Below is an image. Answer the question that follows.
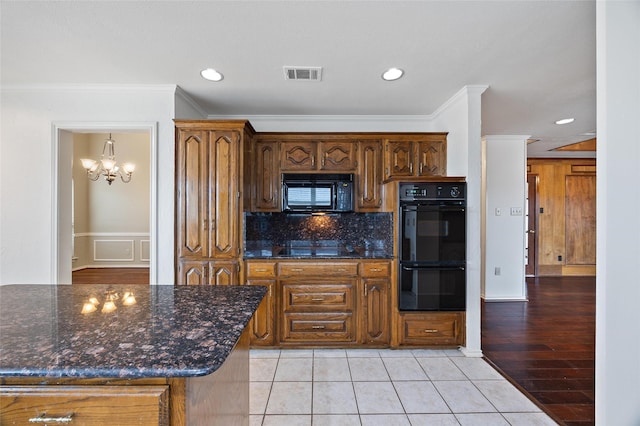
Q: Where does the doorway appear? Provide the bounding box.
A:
[54,123,157,285]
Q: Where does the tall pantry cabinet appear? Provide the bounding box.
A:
[175,120,255,285]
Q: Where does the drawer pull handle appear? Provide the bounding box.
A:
[370,268,382,272]
[29,413,74,423]
[424,329,439,333]
[312,325,326,329]
[291,268,303,272]
[311,298,324,302]
[255,268,267,272]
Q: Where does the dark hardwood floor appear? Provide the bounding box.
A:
[482,276,595,426]
[72,267,150,285]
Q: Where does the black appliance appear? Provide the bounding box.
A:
[282,173,354,213]
[398,182,466,311]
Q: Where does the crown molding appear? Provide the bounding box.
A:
[174,86,208,118]
[1,84,178,94]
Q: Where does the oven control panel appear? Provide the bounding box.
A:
[399,182,466,201]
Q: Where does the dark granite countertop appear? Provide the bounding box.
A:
[244,241,393,260]
[0,284,266,379]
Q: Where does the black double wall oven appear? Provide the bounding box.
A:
[398,182,466,311]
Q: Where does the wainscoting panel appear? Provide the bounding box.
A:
[74,233,149,269]
[94,239,135,262]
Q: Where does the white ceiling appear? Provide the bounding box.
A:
[0,1,596,158]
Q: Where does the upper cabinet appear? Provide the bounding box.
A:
[383,134,447,181]
[280,140,357,171]
[244,132,448,213]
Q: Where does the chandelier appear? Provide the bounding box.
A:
[80,134,135,185]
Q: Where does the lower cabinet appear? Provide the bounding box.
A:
[177,260,239,286]
[396,312,465,347]
[1,328,251,426]
[244,260,392,347]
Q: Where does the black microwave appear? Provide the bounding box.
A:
[282,173,354,213]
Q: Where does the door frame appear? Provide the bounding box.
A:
[526,173,539,276]
[52,122,158,284]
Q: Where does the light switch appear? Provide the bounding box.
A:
[495,208,502,216]
[510,207,523,216]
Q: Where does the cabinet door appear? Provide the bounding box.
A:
[384,141,414,180]
[280,141,317,171]
[362,278,390,345]
[210,130,241,258]
[357,140,383,211]
[416,139,446,176]
[176,130,209,258]
[246,279,275,346]
[319,141,357,171]
[208,261,240,286]
[254,141,280,211]
[397,312,464,346]
[177,260,209,285]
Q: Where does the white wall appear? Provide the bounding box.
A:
[483,135,528,301]
[596,1,640,424]
[0,85,176,285]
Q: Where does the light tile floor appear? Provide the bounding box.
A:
[250,348,558,426]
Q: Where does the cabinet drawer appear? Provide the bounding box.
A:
[282,313,355,342]
[360,262,391,277]
[0,385,170,426]
[283,284,354,312]
[278,262,358,277]
[398,312,464,346]
[246,262,277,278]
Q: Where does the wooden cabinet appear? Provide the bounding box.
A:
[279,261,357,345]
[177,260,239,286]
[280,140,357,171]
[357,140,384,211]
[0,385,170,425]
[360,262,391,345]
[244,260,394,347]
[1,329,251,426]
[383,135,447,181]
[175,120,255,285]
[245,261,277,346]
[396,312,465,347]
[253,140,280,211]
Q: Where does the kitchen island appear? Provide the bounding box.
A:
[0,284,266,425]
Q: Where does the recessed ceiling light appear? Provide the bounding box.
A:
[200,68,224,82]
[382,68,404,81]
[555,118,575,125]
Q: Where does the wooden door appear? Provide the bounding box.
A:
[416,140,446,176]
[384,141,413,180]
[247,279,276,346]
[357,140,383,211]
[208,261,239,286]
[210,131,240,258]
[177,260,208,285]
[526,174,539,276]
[176,130,209,258]
[362,278,390,344]
[254,140,280,211]
[319,141,357,171]
[565,175,596,265]
[280,141,317,171]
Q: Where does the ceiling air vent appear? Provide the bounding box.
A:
[284,66,323,81]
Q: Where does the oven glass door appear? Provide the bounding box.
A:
[399,265,466,311]
[400,204,466,263]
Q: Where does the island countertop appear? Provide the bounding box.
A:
[0,284,266,380]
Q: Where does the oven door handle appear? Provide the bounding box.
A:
[401,265,465,271]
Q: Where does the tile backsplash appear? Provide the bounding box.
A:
[244,212,393,254]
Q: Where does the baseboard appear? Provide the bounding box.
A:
[73,265,150,271]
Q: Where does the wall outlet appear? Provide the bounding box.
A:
[494,267,501,276]
[510,207,523,216]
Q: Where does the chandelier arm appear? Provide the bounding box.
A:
[118,169,133,183]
